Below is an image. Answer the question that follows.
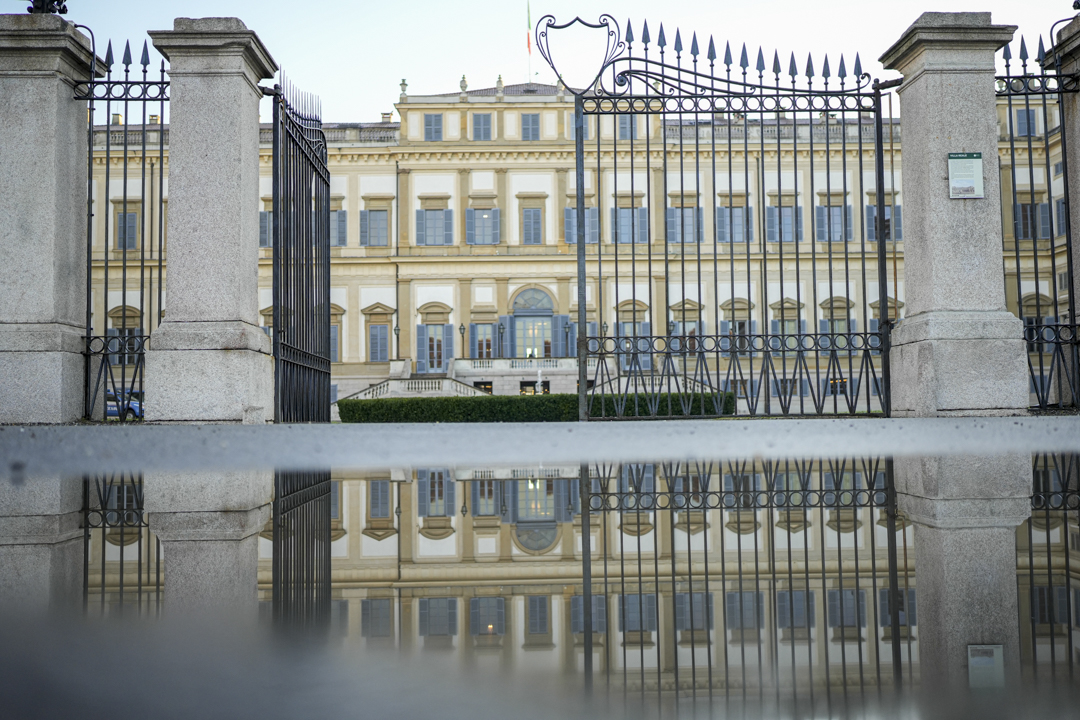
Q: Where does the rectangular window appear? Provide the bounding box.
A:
[527,596,549,634]
[361,598,393,637]
[473,479,497,515]
[466,208,500,245]
[330,210,348,246]
[1015,108,1036,137]
[360,209,389,247]
[815,205,853,243]
[766,206,803,243]
[370,479,391,519]
[369,324,389,362]
[419,597,457,636]
[472,323,495,359]
[419,468,452,517]
[470,597,505,635]
[522,207,543,245]
[776,590,816,628]
[116,211,138,250]
[473,113,492,141]
[521,113,540,141]
[865,204,903,242]
[517,477,555,519]
[1031,586,1068,625]
[619,593,658,632]
[618,114,637,140]
[571,594,607,633]
[675,592,714,631]
[1054,161,1063,176]
[826,589,867,628]
[1060,271,1071,294]
[667,207,702,243]
[519,380,551,395]
[416,208,453,245]
[717,206,754,243]
[1056,198,1067,237]
[726,592,765,629]
[330,324,340,363]
[424,113,443,141]
[1015,203,1051,240]
[473,381,492,394]
[564,207,599,243]
[878,588,917,627]
[613,207,648,243]
[516,316,552,358]
[724,473,760,508]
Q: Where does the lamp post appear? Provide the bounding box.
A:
[393,325,400,361]
[459,323,466,359]
[563,323,571,360]
[498,322,505,359]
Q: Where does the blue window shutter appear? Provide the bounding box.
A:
[815,206,826,242]
[337,210,348,246]
[746,207,754,242]
[610,207,618,243]
[465,208,475,244]
[893,205,902,240]
[416,325,428,373]
[470,480,480,515]
[565,207,576,243]
[127,213,137,249]
[675,593,688,630]
[571,596,583,633]
[442,324,453,371]
[635,207,647,243]
[777,591,791,628]
[869,318,880,355]
[552,315,566,357]
[795,207,804,241]
[858,590,867,627]
[498,315,513,358]
[717,206,730,243]
[696,207,704,243]
[720,320,730,357]
[645,594,657,631]
[554,479,570,522]
[866,205,876,241]
[827,590,840,628]
[800,378,810,397]
[595,595,607,633]
[588,207,599,243]
[415,209,425,245]
[1016,109,1029,136]
[330,324,339,363]
[765,207,777,242]
[666,208,676,243]
[259,211,270,248]
[444,472,455,514]
[379,326,389,362]
[492,208,501,244]
[359,210,369,246]
[639,322,652,370]
[500,480,517,523]
[879,589,889,627]
[819,319,832,351]
[469,323,478,359]
[448,598,458,635]
[845,205,853,242]
[418,598,430,635]
[907,589,917,626]
[443,209,453,245]
[470,598,480,635]
[1039,203,1051,240]
[770,319,779,336]
[417,469,429,517]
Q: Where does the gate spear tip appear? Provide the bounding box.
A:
[789,53,798,79]
[657,24,666,49]
[1019,36,1029,62]
[122,40,132,68]
[104,40,113,70]
[822,55,830,80]
[641,20,650,46]
[140,41,150,69]
[724,41,732,67]
[772,51,781,77]
[625,19,634,45]
[1037,36,1046,64]
[1002,41,1012,61]
[707,37,716,63]
[691,33,699,59]
[805,53,814,79]
[853,54,862,78]
[756,47,765,74]
[674,29,682,55]
[838,55,847,80]
[739,44,749,70]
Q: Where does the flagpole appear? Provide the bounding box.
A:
[527,1,532,83]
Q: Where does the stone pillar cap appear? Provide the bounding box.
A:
[149,16,276,80]
[880,11,1016,70]
[0,13,101,79]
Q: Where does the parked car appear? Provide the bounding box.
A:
[106,389,143,420]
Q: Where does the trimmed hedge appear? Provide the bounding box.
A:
[337,392,735,423]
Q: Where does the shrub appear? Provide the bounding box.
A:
[337,392,735,423]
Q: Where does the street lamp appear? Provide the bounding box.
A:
[563,323,571,359]
[498,322,505,358]
[459,323,466,359]
[601,321,609,336]
[393,325,400,361]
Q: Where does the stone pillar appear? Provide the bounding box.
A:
[145,18,276,423]
[893,455,1030,689]
[0,476,82,613]
[880,13,1026,416]
[0,15,96,423]
[143,470,272,615]
[398,278,413,363]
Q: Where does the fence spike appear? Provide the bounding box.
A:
[691,32,699,58]
[838,55,847,79]
[707,36,716,62]
[772,50,781,76]
[789,53,798,78]
[724,41,732,67]
[657,24,666,49]
[1019,36,1028,62]
[122,40,132,68]
[140,40,149,69]
[625,18,634,45]
[642,20,650,46]
[756,47,765,73]
[805,53,814,79]
[1037,36,1046,64]
[854,53,862,77]
[822,54,831,79]
[674,29,683,55]
[1002,41,1012,61]
[104,40,113,70]
[740,43,749,70]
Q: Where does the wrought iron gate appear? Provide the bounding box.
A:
[537,16,897,420]
[997,32,1079,410]
[267,81,332,624]
[75,34,168,422]
[576,458,912,697]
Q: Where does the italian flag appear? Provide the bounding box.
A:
[527,2,532,55]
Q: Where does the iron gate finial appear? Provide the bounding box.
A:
[28,0,67,13]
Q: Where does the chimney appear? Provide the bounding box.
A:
[149,114,160,125]
[111,113,123,125]
[381,112,393,123]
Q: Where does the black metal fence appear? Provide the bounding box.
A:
[74,35,168,423]
[575,457,913,697]
[537,17,896,420]
[1021,452,1080,673]
[269,81,332,423]
[82,473,161,616]
[997,34,1079,410]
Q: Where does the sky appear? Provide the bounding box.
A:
[54,0,1074,123]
